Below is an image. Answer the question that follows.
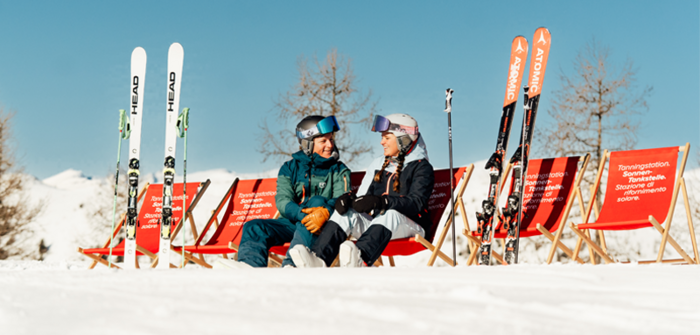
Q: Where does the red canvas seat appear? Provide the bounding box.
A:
[172,178,280,268]
[570,144,699,264]
[78,181,209,269]
[465,156,589,265]
[379,166,473,266]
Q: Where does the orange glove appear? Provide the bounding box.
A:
[301,207,330,234]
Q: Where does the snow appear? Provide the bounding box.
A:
[13,162,698,264]
[1,261,699,334]
[2,164,700,334]
[11,167,278,262]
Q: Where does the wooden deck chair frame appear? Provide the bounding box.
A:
[341,165,474,268]
[569,143,699,264]
[173,179,239,268]
[462,155,591,265]
[411,164,474,267]
[151,180,211,268]
[78,183,150,269]
[174,178,293,269]
[536,154,590,264]
[78,180,210,269]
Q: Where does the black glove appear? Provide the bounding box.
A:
[352,195,388,214]
[334,192,357,215]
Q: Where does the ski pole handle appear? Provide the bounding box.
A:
[119,109,127,131]
[182,107,189,129]
[176,108,190,137]
[119,109,131,140]
[444,89,454,113]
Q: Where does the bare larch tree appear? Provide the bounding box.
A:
[537,39,653,188]
[0,109,42,259]
[259,49,377,166]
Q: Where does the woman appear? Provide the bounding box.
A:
[214,115,351,269]
[290,113,434,267]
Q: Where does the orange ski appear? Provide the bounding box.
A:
[501,27,552,265]
[527,27,551,99]
[476,35,529,266]
[503,36,529,108]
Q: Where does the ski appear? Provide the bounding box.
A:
[475,36,528,266]
[502,27,552,264]
[157,43,184,269]
[124,47,146,269]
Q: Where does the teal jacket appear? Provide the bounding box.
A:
[276,151,351,222]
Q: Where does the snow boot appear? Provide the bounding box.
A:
[339,241,365,267]
[289,245,326,268]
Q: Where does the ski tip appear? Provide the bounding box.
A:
[511,35,528,55]
[533,27,551,43]
[169,42,184,54]
[131,47,146,59]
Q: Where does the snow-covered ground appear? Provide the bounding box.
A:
[1,261,699,335]
[2,163,700,334]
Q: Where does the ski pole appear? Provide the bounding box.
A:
[109,109,130,268]
[514,87,531,264]
[444,89,456,266]
[176,107,190,268]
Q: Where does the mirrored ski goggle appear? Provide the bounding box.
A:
[371,115,419,135]
[296,115,340,140]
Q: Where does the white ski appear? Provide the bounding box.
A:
[124,47,147,269]
[157,43,184,269]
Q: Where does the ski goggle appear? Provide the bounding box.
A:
[371,115,419,135]
[296,115,340,140]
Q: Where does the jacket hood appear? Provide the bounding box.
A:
[402,134,429,165]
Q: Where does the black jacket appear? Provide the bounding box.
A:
[364,145,435,234]
[358,136,435,238]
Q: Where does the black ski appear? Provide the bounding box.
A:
[501,27,551,264]
[475,36,529,265]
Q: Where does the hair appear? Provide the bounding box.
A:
[373,153,406,193]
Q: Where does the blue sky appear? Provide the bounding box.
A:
[0,1,697,179]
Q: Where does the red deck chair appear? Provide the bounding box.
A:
[379,165,474,267]
[78,181,208,269]
[270,164,474,266]
[464,155,590,265]
[179,166,475,268]
[266,165,474,267]
[172,178,280,268]
[569,144,699,264]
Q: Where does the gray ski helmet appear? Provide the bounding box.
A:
[296,115,340,156]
